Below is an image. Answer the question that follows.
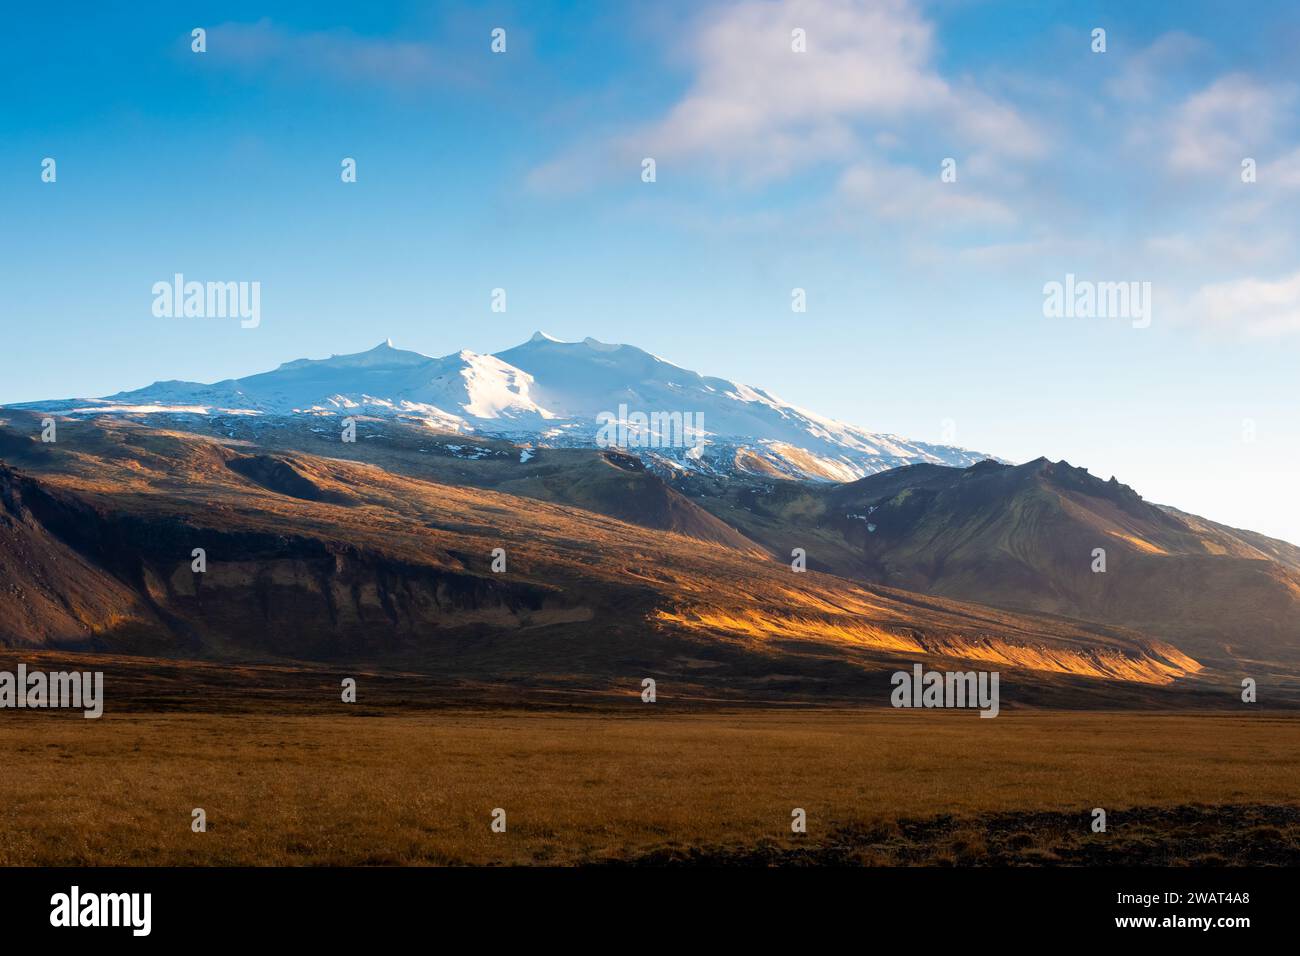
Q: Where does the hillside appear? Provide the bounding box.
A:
[682,457,1300,669]
[0,412,1215,704]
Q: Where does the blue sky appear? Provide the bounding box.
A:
[3,1,1299,542]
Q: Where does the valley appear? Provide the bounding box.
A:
[2,687,1295,866]
[0,410,1249,707]
[3,335,1297,871]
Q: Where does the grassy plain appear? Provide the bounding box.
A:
[3,706,1297,866]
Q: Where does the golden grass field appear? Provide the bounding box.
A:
[3,708,1298,866]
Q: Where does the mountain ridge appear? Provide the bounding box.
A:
[0,415,1215,703]
[6,333,996,483]
[676,454,1300,666]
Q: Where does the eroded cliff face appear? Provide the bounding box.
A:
[0,464,157,646]
[0,464,589,657]
[0,416,1214,702]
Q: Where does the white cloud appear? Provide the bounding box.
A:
[641,0,945,173]
[1260,146,1300,189]
[1167,74,1296,174]
[1105,31,1207,102]
[1189,270,1300,337]
[838,160,1014,225]
[531,0,1043,189]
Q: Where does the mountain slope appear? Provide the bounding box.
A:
[99,341,553,430]
[7,334,993,482]
[684,457,1300,667]
[0,463,165,646]
[0,414,1211,703]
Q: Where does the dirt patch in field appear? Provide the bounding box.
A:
[611,804,1300,866]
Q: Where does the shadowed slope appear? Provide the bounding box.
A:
[685,457,1300,667]
[0,413,1210,701]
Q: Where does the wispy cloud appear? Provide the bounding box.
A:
[524,1,1300,345]
[529,0,1043,190]
[206,19,481,91]
[1260,146,1300,189]
[1189,271,1300,338]
[838,160,1015,226]
[1104,31,1208,102]
[1166,74,1296,174]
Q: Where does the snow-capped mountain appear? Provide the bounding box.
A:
[10,333,997,481]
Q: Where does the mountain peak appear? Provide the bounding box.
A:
[517,332,626,354]
[274,339,433,372]
[16,333,998,483]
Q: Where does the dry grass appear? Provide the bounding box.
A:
[1,709,1297,865]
